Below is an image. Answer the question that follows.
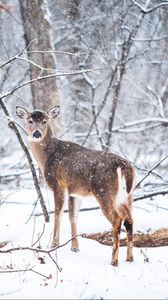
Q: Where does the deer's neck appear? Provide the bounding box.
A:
[29,126,53,175]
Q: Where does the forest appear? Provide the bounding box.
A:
[0,0,168,299]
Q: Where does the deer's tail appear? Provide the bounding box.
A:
[116,167,135,223]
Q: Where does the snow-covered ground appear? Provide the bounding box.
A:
[0,188,168,299]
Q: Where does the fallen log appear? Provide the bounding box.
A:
[82,228,168,247]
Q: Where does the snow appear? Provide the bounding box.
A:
[0,188,168,299]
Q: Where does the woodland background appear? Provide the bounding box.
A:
[0,1,168,299]
[1,0,168,163]
[0,0,168,227]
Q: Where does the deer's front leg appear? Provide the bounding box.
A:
[52,186,65,247]
[68,196,80,252]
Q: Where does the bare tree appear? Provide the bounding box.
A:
[52,0,94,145]
[51,1,168,153]
[1,0,168,200]
[19,0,61,132]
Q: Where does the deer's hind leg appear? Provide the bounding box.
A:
[111,213,122,266]
[99,204,122,266]
[95,193,122,266]
[124,194,134,262]
[68,196,80,252]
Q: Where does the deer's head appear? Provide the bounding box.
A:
[16,105,60,142]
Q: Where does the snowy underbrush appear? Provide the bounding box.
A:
[0,188,168,299]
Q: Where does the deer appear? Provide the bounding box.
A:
[16,105,136,266]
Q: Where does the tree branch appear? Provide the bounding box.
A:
[82,67,116,146]
[0,266,51,280]
[136,154,168,187]
[111,117,168,133]
[0,235,80,272]
[34,185,168,216]
[0,67,106,101]
[131,0,168,13]
[0,245,61,272]
[0,99,49,223]
[134,187,168,201]
[0,2,22,25]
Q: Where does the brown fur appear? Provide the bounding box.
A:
[16,105,136,266]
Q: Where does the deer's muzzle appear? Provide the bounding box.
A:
[33,130,42,139]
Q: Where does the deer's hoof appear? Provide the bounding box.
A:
[126,257,134,262]
[51,241,59,248]
[111,260,118,267]
[71,247,80,252]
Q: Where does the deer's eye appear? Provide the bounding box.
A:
[42,120,47,125]
[28,119,33,124]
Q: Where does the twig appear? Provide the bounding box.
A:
[0,2,22,25]
[82,73,104,148]
[26,50,78,56]
[25,197,39,224]
[0,266,51,280]
[111,117,168,132]
[146,202,168,211]
[0,49,24,69]
[0,267,33,274]
[0,49,80,70]
[31,268,51,280]
[134,187,168,201]
[55,234,79,250]
[34,206,100,217]
[131,0,168,13]
[82,67,116,146]
[0,37,10,60]
[31,223,46,247]
[136,154,168,187]
[140,249,149,263]
[0,169,36,180]
[0,245,61,272]
[0,192,15,205]
[0,235,80,272]
[0,67,106,101]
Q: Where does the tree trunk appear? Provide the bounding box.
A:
[61,0,93,145]
[19,0,61,131]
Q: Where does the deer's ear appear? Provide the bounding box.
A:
[47,105,60,119]
[15,106,29,119]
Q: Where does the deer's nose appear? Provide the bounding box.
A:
[33,130,42,139]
